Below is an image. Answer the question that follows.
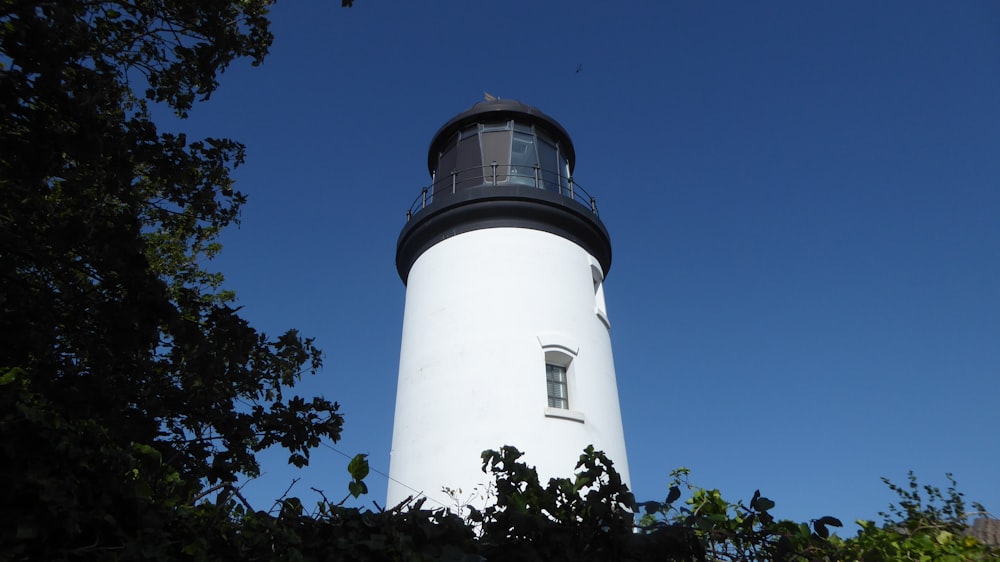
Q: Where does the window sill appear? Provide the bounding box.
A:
[544,407,585,423]
[596,307,611,329]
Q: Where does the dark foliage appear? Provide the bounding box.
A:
[470,446,704,562]
[1,1,347,557]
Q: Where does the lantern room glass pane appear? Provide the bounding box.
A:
[434,138,458,195]
[509,132,537,186]
[455,134,483,189]
[513,122,533,133]
[536,137,559,192]
[481,121,510,132]
[480,130,511,183]
[559,152,571,195]
[460,125,479,139]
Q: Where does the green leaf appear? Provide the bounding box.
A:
[813,516,841,539]
[666,485,681,504]
[348,453,370,480]
[0,367,24,385]
[750,490,774,511]
[816,515,843,528]
[348,480,368,499]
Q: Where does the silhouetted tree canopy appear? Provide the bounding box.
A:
[1,1,346,556]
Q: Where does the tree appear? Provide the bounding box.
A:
[1,1,351,557]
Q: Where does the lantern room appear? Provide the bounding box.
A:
[427,98,576,196]
[397,99,611,283]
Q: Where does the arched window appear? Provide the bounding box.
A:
[537,335,585,423]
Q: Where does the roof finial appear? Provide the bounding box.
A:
[483,91,498,101]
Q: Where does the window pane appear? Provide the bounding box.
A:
[460,125,479,139]
[510,132,537,186]
[434,140,458,195]
[546,363,568,409]
[481,121,510,132]
[480,130,511,183]
[455,134,483,189]
[536,137,559,192]
[559,151,571,195]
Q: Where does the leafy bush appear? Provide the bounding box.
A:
[636,466,995,562]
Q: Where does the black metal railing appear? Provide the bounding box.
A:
[405,164,599,221]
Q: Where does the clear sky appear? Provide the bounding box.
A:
[168,1,999,526]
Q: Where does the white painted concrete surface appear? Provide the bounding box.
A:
[387,227,630,510]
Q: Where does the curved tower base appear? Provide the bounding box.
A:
[387,227,629,509]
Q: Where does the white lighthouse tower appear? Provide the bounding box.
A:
[387,99,630,509]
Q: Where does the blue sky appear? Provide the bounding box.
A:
[170,1,999,525]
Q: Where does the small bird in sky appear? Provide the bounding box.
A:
[575,64,583,74]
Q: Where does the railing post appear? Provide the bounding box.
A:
[590,196,597,213]
[406,209,412,221]
[491,161,497,186]
[533,165,539,189]
[421,187,427,209]
[451,169,456,194]
[568,177,575,200]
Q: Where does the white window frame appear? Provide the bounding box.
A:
[545,360,570,409]
[537,335,585,423]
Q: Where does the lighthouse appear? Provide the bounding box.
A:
[387,99,630,509]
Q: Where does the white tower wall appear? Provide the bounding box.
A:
[387,227,630,509]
